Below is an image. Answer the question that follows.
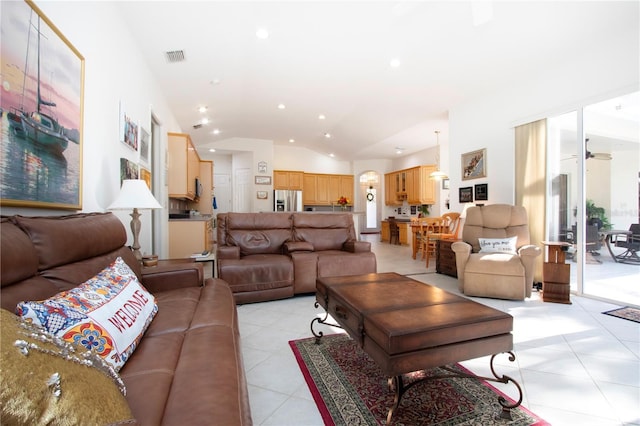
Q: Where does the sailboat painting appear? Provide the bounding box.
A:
[1,0,84,209]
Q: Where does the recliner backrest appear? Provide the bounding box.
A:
[462,204,531,253]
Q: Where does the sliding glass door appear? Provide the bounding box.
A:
[548,91,640,306]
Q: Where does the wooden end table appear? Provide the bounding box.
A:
[541,241,572,304]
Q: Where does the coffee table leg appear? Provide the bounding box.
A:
[310,300,342,344]
[384,352,523,422]
[387,376,406,424]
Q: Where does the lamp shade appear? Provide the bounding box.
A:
[429,170,449,180]
[107,179,162,210]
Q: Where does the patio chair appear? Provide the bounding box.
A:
[612,224,640,264]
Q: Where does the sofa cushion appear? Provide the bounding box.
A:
[478,236,518,254]
[226,213,292,255]
[0,309,133,425]
[292,213,354,250]
[17,257,157,372]
[465,253,525,276]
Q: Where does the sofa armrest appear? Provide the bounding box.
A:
[217,246,240,260]
[141,261,204,293]
[518,244,542,258]
[285,241,314,253]
[343,241,371,253]
[451,241,472,291]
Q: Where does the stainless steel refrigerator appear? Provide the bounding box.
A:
[274,190,303,212]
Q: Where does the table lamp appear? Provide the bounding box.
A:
[108,179,162,261]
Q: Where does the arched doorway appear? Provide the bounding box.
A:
[359,171,381,234]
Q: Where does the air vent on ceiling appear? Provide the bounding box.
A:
[165,50,185,63]
[192,123,203,130]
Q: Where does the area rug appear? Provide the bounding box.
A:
[290,334,548,426]
[603,306,640,323]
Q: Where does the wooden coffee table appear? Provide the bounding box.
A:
[311,272,523,422]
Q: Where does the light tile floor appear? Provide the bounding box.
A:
[236,235,640,426]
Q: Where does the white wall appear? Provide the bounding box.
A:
[2,1,182,259]
[274,145,352,174]
[448,27,639,218]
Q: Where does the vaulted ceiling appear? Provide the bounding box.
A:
[116,1,638,160]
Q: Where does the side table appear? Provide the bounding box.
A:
[541,241,572,304]
[436,238,460,277]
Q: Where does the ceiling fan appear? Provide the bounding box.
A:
[562,138,613,161]
[584,138,612,160]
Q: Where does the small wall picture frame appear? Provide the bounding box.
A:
[256,190,268,199]
[442,178,450,190]
[258,161,267,174]
[474,183,488,201]
[461,148,487,180]
[459,186,473,203]
[255,175,272,185]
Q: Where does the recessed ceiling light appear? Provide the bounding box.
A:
[390,58,401,68]
[278,103,286,110]
[329,153,335,158]
[318,114,326,120]
[212,129,220,135]
[201,118,210,125]
[209,148,216,153]
[324,132,331,138]
[210,79,221,85]
[289,139,295,143]
[198,106,208,113]
[256,28,269,39]
[395,147,404,154]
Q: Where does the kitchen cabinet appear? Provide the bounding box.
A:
[168,132,201,200]
[195,161,213,215]
[274,170,303,190]
[380,220,409,244]
[385,165,437,206]
[168,220,211,259]
[303,173,353,205]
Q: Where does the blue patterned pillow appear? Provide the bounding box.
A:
[17,257,158,371]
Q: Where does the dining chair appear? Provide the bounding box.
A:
[388,217,401,245]
[419,217,443,267]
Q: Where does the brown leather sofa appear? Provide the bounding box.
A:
[0,213,252,425]
[216,212,377,304]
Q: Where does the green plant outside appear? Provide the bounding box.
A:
[586,199,612,230]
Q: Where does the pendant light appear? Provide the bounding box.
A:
[429,130,448,180]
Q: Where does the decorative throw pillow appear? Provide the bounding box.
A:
[17,256,158,372]
[478,236,518,254]
[0,309,135,425]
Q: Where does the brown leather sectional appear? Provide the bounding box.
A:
[0,213,252,425]
[216,212,377,304]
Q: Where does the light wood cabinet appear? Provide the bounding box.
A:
[169,220,210,258]
[196,161,213,215]
[303,174,317,205]
[385,165,437,206]
[380,220,409,244]
[303,173,354,205]
[274,170,304,190]
[168,132,201,200]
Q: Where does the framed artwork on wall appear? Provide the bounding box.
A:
[474,183,488,201]
[258,161,267,174]
[255,176,271,185]
[442,178,450,190]
[256,190,268,199]
[0,0,84,210]
[459,186,473,203]
[461,148,487,180]
[140,127,150,165]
